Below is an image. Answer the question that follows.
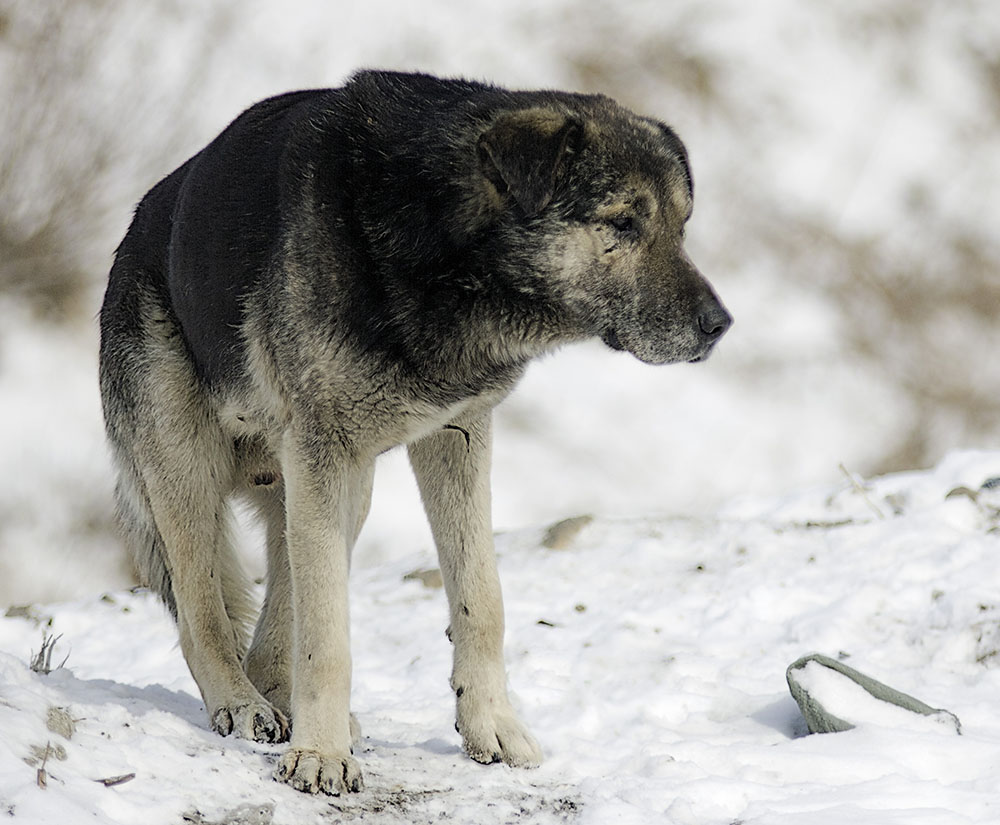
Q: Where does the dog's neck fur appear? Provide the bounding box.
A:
[290,76,590,402]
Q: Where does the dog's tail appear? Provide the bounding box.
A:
[111,449,256,658]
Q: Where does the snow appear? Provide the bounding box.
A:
[2,452,999,824]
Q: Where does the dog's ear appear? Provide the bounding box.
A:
[477,109,583,216]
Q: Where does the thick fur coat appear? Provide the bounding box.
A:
[99,70,730,795]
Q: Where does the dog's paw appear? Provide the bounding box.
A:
[274,747,363,795]
[211,701,290,744]
[457,703,543,768]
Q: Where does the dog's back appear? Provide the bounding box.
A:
[104,90,326,386]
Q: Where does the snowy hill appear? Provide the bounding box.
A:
[2,451,999,824]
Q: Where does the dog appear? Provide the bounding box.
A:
[99,69,731,795]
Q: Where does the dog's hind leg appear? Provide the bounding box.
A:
[244,482,294,720]
[409,412,543,768]
[141,436,289,744]
[108,320,289,744]
[114,455,253,655]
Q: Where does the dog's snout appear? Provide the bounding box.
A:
[698,304,732,341]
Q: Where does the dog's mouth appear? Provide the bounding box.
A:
[687,347,714,364]
[686,340,721,364]
[600,328,721,364]
[601,327,625,352]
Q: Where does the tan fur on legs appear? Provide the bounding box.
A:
[271,420,373,794]
[245,465,371,747]
[409,411,542,767]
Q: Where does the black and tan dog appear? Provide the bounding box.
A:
[99,70,730,795]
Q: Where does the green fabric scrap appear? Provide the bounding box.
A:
[786,653,961,735]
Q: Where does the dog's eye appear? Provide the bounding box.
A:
[607,215,636,235]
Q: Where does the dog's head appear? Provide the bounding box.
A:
[477,98,731,365]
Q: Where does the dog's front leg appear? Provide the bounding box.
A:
[273,425,369,795]
[409,412,542,768]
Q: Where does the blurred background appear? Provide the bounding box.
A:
[1,0,998,606]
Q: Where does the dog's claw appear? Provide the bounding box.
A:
[211,702,289,744]
[211,708,234,737]
[275,748,363,796]
[457,699,542,768]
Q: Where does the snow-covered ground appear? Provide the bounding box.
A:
[2,451,999,824]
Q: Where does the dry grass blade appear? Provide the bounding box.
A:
[30,633,67,675]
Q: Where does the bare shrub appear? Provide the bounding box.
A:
[0,0,241,321]
[0,1,124,319]
[29,633,67,675]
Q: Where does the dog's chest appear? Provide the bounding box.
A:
[220,380,502,462]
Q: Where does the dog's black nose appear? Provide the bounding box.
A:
[698,305,732,341]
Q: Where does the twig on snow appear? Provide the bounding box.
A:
[96,773,136,787]
[36,742,52,789]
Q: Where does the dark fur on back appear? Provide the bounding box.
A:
[108,72,704,395]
